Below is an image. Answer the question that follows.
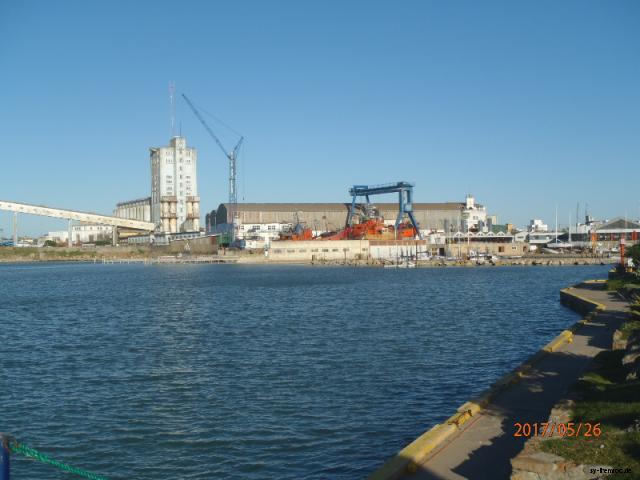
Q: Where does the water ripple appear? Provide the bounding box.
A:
[0,263,608,479]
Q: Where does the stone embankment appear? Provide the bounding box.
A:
[0,246,617,268]
[0,246,230,263]
[0,246,160,263]
[322,257,610,268]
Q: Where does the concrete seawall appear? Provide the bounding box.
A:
[368,282,608,480]
[559,280,607,315]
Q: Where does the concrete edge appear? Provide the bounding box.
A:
[367,283,606,480]
[559,286,607,313]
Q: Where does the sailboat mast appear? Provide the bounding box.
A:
[555,206,558,244]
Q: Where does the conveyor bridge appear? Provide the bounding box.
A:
[0,200,155,245]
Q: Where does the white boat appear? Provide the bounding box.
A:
[384,261,416,268]
[546,242,572,249]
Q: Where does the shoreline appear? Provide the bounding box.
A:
[0,258,614,267]
[0,248,616,268]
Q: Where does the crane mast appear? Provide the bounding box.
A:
[181,94,243,207]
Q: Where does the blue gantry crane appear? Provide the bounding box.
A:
[346,181,423,239]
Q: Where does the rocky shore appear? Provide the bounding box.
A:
[0,246,618,268]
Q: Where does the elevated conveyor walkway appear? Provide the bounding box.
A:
[0,200,154,231]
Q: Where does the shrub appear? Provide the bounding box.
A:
[627,244,640,270]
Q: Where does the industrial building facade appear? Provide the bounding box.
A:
[115,136,201,235]
[113,197,151,222]
[41,224,113,245]
[265,239,529,263]
[150,136,200,233]
[211,198,486,234]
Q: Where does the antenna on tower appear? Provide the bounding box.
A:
[584,202,592,225]
[169,81,176,137]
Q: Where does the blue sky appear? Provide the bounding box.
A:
[1,0,639,236]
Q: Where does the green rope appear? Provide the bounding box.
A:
[9,440,109,480]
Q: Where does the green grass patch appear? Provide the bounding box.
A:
[0,247,40,256]
[608,278,626,291]
[540,350,640,476]
[542,433,640,480]
[620,321,640,341]
[608,275,640,292]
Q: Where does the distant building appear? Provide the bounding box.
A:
[40,224,113,245]
[550,217,640,248]
[491,223,515,234]
[113,197,151,222]
[461,195,487,232]
[589,217,640,242]
[150,136,200,233]
[527,231,561,246]
[515,217,640,250]
[529,219,549,232]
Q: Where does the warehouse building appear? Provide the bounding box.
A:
[210,196,488,235]
[265,239,527,263]
[113,197,151,222]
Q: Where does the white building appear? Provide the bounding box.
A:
[150,136,200,233]
[237,222,292,238]
[529,219,549,232]
[461,195,488,232]
[41,224,113,245]
[236,222,294,249]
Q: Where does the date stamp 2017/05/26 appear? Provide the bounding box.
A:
[513,422,602,438]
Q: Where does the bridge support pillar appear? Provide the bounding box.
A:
[68,219,73,248]
[112,227,118,246]
[12,213,17,246]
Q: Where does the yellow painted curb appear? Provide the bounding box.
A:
[446,410,473,428]
[368,423,458,480]
[543,330,573,352]
[560,287,607,312]
[457,401,483,416]
[567,319,588,333]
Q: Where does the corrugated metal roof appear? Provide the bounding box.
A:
[217,202,465,212]
[219,203,350,212]
[597,217,640,230]
[116,197,151,207]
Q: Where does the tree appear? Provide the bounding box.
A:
[43,240,57,247]
[627,244,640,270]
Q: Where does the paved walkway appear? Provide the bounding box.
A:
[404,283,629,480]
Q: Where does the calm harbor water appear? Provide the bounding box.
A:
[1,263,609,479]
